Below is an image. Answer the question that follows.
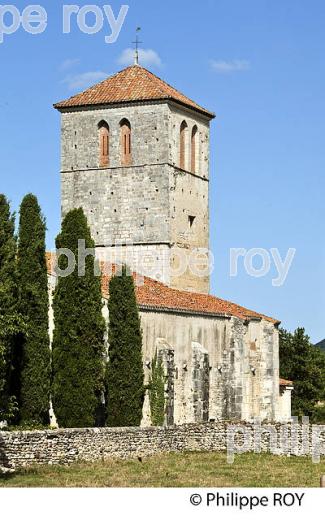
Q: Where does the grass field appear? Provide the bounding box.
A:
[1,452,324,487]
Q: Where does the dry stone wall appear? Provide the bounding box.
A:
[1,423,324,469]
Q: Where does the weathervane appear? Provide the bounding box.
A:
[132,27,142,66]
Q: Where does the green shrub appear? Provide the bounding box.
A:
[149,352,165,426]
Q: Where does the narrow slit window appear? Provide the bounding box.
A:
[98,121,109,167]
[188,215,196,228]
[120,118,132,166]
[191,125,198,173]
[180,120,188,169]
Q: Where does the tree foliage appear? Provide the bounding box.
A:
[52,208,106,428]
[149,351,165,426]
[0,195,21,422]
[16,194,51,425]
[279,327,325,420]
[106,267,144,427]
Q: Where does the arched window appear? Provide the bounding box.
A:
[98,121,109,167]
[120,119,132,166]
[191,125,198,173]
[180,120,188,170]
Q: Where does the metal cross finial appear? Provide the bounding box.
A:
[132,27,142,65]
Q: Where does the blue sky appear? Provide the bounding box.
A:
[0,0,324,342]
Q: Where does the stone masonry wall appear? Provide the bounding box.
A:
[1,423,324,469]
[59,101,211,293]
[60,102,170,171]
[140,310,283,424]
[61,163,171,245]
[169,168,209,293]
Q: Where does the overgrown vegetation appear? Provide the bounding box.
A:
[52,208,106,428]
[279,327,325,421]
[149,352,165,426]
[106,266,144,427]
[15,194,51,425]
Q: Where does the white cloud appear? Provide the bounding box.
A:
[117,48,162,67]
[210,59,250,73]
[59,58,80,71]
[62,71,108,91]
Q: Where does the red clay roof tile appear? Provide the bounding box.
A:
[46,253,279,325]
[54,65,215,118]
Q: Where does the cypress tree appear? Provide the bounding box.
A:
[106,266,144,426]
[16,194,51,425]
[52,208,106,428]
[0,195,20,422]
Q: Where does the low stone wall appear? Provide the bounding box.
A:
[0,422,324,468]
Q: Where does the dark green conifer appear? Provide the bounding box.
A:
[106,266,144,426]
[0,195,20,422]
[16,194,51,425]
[52,208,106,428]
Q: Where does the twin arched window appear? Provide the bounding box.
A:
[98,118,197,170]
[98,118,132,167]
[180,121,198,173]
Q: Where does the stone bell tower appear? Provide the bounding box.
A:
[54,65,215,294]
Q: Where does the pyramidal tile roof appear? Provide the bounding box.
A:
[54,65,215,118]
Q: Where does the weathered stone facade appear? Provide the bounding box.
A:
[59,100,210,293]
[1,422,324,469]
[137,308,282,424]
